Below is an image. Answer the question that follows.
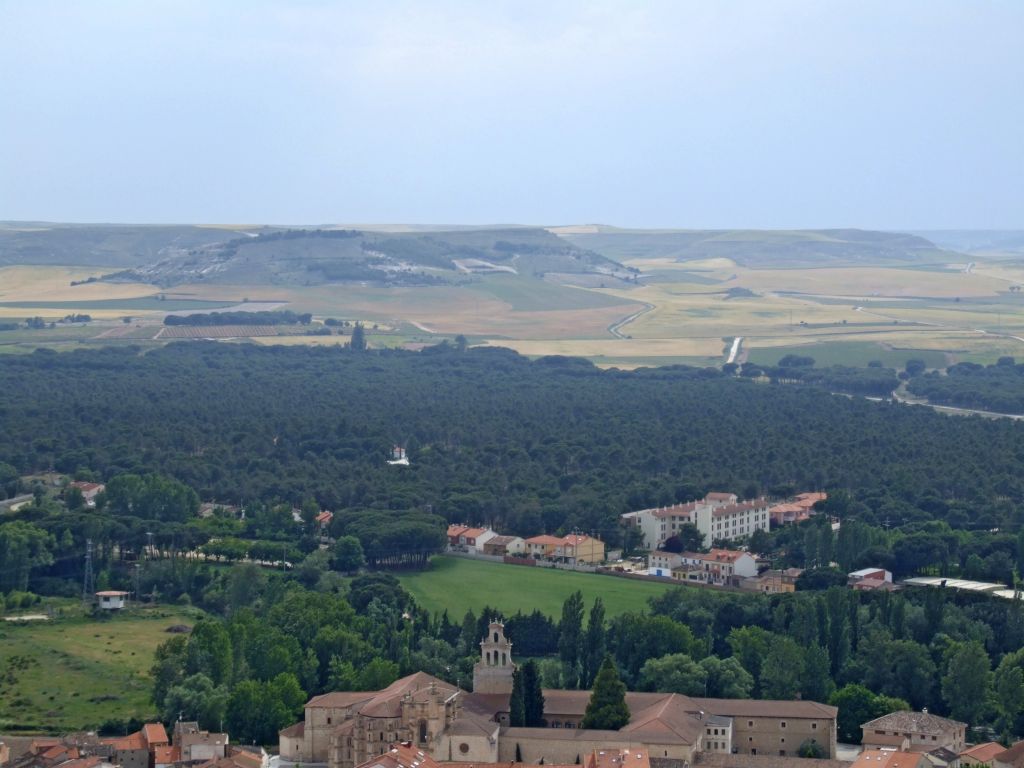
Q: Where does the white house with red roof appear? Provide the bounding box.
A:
[69,481,105,508]
[671,549,757,585]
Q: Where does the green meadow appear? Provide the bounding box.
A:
[397,555,676,620]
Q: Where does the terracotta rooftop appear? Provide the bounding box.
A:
[995,741,1024,768]
[705,493,737,502]
[711,500,767,518]
[689,696,837,719]
[143,724,168,746]
[103,732,146,751]
[485,535,521,546]
[851,750,926,768]
[305,690,376,708]
[863,711,966,735]
[960,743,1005,763]
[525,535,564,545]
[153,747,180,765]
[562,534,595,546]
[357,743,441,768]
[589,748,650,768]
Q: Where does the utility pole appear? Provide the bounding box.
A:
[134,563,141,607]
[82,538,95,603]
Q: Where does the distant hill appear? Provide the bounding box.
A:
[0,222,273,268]
[0,223,629,288]
[100,227,629,288]
[559,228,958,267]
[912,230,1024,258]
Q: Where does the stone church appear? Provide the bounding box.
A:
[279,622,838,768]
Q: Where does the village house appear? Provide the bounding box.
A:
[68,481,105,508]
[173,721,229,763]
[482,536,526,557]
[95,590,129,610]
[862,712,967,754]
[992,742,1024,768]
[194,746,266,768]
[446,526,498,554]
[768,492,827,526]
[523,535,564,559]
[849,568,896,592]
[556,535,605,565]
[447,525,469,547]
[960,743,1006,767]
[671,550,758,586]
[648,550,684,576]
[12,723,173,768]
[280,623,838,768]
[740,568,803,594]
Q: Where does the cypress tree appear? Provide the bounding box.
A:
[509,667,526,727]
[350,322,367,351]
[523,659,545,727]
[581,655,630,730]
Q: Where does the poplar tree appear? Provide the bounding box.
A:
[581,597,606,688]
[559,591,584,688]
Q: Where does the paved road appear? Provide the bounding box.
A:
[608,302,654,338]
[726,336,743,364]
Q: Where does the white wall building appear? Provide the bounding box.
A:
[695,498,770,547]
[622,494,770,550]
[96,590,129,610]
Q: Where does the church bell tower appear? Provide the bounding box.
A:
[472,621,516,694]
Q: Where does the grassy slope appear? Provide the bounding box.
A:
[397,556,674,620]
[0,604,201,732]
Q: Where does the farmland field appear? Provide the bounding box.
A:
[157,325,281,338]
[397,555,675,620]
[0,604,201,732]
[3,233,1024,367]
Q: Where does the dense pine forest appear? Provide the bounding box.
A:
[2,342,1024,538]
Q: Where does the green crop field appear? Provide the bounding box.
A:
[746,341,950,369]
[0,604,202,733]
[397,556,676,620]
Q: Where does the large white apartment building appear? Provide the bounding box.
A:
[621,493,770,549]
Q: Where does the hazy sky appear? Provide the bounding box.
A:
[1,1,1021,228]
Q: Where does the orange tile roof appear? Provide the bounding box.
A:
[154,746,181,765]
[851,750,925,768]
[960,743,1005,764]
[144,723,169,746]
[589,748,651,768]
[525,535,563,545]
[104,731,147,751]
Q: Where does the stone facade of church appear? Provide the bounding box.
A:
[279,622,837,768]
